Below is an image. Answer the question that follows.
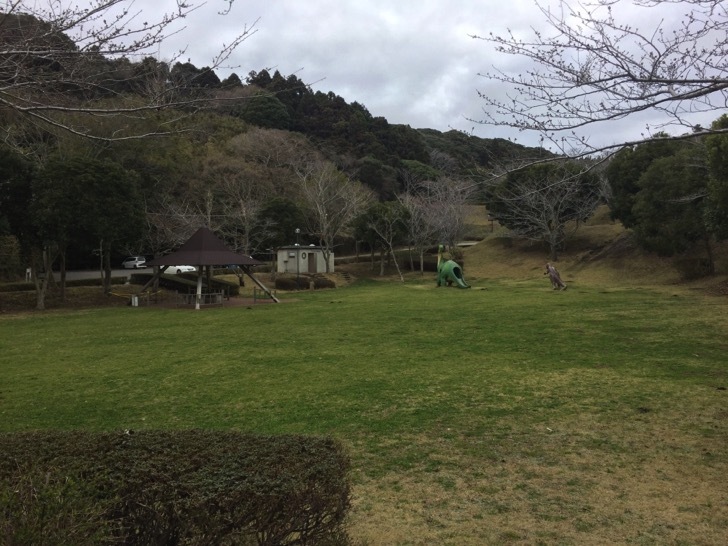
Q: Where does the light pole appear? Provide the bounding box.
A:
[295,228,300,290]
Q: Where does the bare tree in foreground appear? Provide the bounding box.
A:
[473,0,728,157]
[0,0,256,149]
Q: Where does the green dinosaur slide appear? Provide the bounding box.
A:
[436,245,470,288]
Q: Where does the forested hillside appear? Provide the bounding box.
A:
[228,68,552,197]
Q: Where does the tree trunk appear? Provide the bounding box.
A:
[59,251,67,303]
[103,249,112,295]
[33,247,53,311]
[321,247,332,273]
[387,244,405,282]
[548,230,559,261]
[704,235,715,275]
[35,277,48,311]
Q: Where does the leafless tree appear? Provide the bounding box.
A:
[365,202,408,281]
[0,0,256,152]
[145,149,277,257]
[144,196,206,257]
[295,160,374,272]
[429,149,459,175]
[216,167,273,256]
[398,191,439,274]
[420,178,477,249]
[485,162,605,260]
[224,128,314,197]
[397,178,475,273]
[473,0,728,157]
[230,127,312,170]
[398,167,439,273]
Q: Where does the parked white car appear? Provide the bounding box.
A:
[164,265,196,275]
[122,256,146,269]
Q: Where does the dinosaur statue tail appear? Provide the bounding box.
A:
[449,264,470,288]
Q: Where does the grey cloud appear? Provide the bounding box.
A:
[143,0,721,150]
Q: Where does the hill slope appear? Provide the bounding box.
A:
[459,206,728,292]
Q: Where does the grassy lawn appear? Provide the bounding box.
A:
[1,277,727,545]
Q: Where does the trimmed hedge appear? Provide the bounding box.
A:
[275,276,336,291]
[275,277,309,291]
[0,430,351,545]
[313,277,336,289]
[0,277,128,293]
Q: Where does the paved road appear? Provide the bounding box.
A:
[64,267,150,281]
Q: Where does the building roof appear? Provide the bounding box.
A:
[146,227,263,267]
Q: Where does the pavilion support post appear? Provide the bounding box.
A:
[195,269,203,310]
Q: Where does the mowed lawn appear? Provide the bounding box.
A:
[1,278,727,545]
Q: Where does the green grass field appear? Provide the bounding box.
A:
[1,277,727,545]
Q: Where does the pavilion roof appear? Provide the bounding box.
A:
[145,227,263,267]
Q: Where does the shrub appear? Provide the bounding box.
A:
[0,467,118,545]
[313,277,336,289]
[674,257,714,280]
[275,277,310,291]
[275,277,297,290]
[0,430,352,545]
[275,276,334,290]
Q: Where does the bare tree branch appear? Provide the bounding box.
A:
[0,1,257,150]
[295,160,374,272]
[407,178,476,250]
[484,161,604,259]
[472,0,728,156]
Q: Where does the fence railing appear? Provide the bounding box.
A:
[176,291,224,307]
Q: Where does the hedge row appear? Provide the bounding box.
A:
[274,277,336,291]
[0,430,351,545]
[0,276,128,293]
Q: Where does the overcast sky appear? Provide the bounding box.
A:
[142,0,719,150]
